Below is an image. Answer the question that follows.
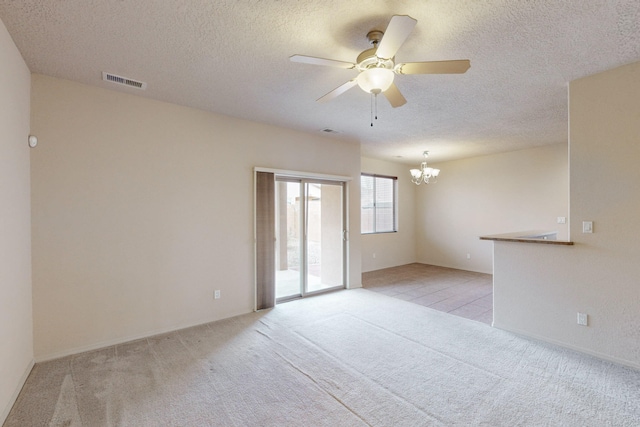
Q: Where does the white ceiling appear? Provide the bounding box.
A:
[1,1,639,164]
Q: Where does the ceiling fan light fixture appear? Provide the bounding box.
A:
[357,67,394,94]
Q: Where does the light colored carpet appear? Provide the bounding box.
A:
[5,289,640,426]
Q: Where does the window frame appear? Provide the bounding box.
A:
[360,173,398,234]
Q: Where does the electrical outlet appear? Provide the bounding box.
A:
[577,312,588,326]
[582,221,593,233]
[214,290,221,299]
[372,253,376,259]
[466,253,471,260]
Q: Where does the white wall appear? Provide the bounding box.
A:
[31,74,362,360]
[493,61,640,368]
[361,157,416,272]
[0,18,33,424]
[415,144,569,273]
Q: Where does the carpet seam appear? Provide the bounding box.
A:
[274,351,374,427]
[287,326,447,425]
[346,311,506,381]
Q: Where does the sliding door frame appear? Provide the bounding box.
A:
[254,167,352,311]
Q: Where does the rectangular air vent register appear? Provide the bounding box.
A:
[102,72,147,90]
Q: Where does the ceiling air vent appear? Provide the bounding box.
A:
[321,128,341,134]
[102,72,147,90]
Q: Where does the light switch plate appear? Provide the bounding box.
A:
[557,216,566,224]
[582,221,593,233]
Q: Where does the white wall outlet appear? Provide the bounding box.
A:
[466,253,471,260]
[372,253,376,259]
[577,312,588,326]
[214,290,221,299]
[557,216,566,224]
[582,221,593,233]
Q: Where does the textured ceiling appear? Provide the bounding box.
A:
[1,1,639,164]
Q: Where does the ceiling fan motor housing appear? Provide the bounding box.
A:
[356,47,394,71]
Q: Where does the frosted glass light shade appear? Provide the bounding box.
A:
[410,169,422,179]
[357,68,394,94]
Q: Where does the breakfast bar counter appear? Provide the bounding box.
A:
[480,231,573,246]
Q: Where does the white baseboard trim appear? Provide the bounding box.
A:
[1,358,35,425]
[494,323,640,371]
[35,308,252,363]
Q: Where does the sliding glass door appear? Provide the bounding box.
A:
[275,178,345,301]
[275,180,302,300]
[306,182,343,293]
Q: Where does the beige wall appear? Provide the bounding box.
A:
[361,157,417,272]
[415,144,569,273]
[493,61,640,368]
[31,74,361,360]
[0,19,33,424]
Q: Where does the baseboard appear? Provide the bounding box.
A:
[35,308,252,363]
[494,323,640,371]
[1,358,35,425]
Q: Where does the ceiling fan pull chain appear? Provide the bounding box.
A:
[370,93,374,127]
[375,93,378,121]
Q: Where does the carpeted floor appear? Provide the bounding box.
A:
[5,289,640,426]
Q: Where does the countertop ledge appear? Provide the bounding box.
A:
[480,231,574,246]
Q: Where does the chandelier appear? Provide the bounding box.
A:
[410,151,440,185]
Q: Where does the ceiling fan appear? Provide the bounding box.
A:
[290,15,470,108]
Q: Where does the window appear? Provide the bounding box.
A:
[361,174,397,234]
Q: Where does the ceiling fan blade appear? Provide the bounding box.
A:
[290,54,356,69]
[383,83,407,108]
[397,60,471,75]
[375,15,417,60]
[317,79,358,103]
